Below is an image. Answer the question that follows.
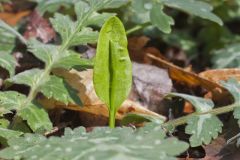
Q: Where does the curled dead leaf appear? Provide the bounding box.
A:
[145,54,237,110]
[39,69,166,123]
[146,53,223,91]
[0,10,30,26]
[41,98,164,121]
[199,68,240,105]
[128,36,165,63]
[199,68,240,84]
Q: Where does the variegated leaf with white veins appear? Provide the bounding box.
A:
[221,79,240,125]
[167,93,223,147]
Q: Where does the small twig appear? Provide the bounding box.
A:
[44,122,71,136]
[227,132,240,145]
[163,101,237,128]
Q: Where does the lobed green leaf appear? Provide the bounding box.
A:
[0,123,188,160]
[0,126,23,140]
[131,0,151,13]
[68,27,98,47]
[35,0,129,15]
[0,28,16,53]
[50,14,98,47]
[104,0,129,8]
[7,68,47,89]
[28,40,92,70]
[167,93,214,112]
[0,20,27,44]
[0,53,16,77]
[130,0,222,34]
[168,93,223,147]
[221,78,240,103]
[186,115,222,147]
[52,51,93,70]
[0,91,52,133]
[86,12,116,27]
[19,102,52,133]
[163,0,223,26]
[221,79,240,125]
[35,0,74,15]
[50,13,76,46]
[28,40,60,66]
[75,0,128,27]
[150,3,174,34]
[39,75,82,105]
[0,91,26,116]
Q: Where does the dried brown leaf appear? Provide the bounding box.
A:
[146,54,223,91]
[0,10,30,26]
[39,69,165,122]
[199,69,240,84]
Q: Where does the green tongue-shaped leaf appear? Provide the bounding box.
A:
[93,16,132,128]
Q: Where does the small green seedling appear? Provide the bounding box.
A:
[93,16,132,128]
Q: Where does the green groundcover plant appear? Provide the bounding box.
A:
[93,16,132,128]
[0,0,240,159]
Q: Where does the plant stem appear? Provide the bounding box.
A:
[164,103,237,128]
[126,22,150,35]
[109,110,116,128]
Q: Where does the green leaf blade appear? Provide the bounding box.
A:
[221,79,240,125]
[150,4,174,34]
[0,91,26,116]
[0,123,188,160]
[8,68,46,88]
[163,0,223,26]
[36,0,73,15]
[221,78,240,103]
[93,16,132,111]
[168,92,223,147]
[52,51,93,70]
[19,103,52,133]
[0,126,23,140]
[86,12,116,26]
[0,28,16,53]
[69,28,98,47]
[50,13,76,45]
[28,40,91,70]
[0,20,27,44]
[27,40,59,66]
[186,115,223,147]
[109,40,132,111]
[0,91,52,133]
[74,1,90,22]
[0,53,16,77]
[39,75,82,105]
[104,0,129,8]
[121,113,166,125]
[167,93,214,112]
[93,23,110,107]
